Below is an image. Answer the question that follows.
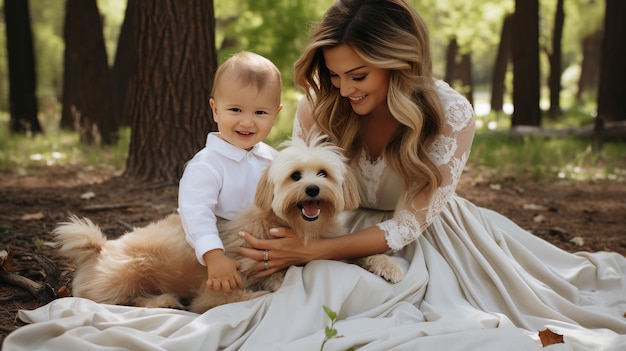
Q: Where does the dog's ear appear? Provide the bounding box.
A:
[342,169,360,211]
[254,166,274,211]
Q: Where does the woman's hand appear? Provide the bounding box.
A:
[231,227,319,280]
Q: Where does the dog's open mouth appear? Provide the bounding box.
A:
[298,200,320,221]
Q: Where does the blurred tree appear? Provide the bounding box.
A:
[546,0,564,119]
[111,0,135,128]
[569,1,604,102]
[4,0,42,134]
[123,0,217,183]
[444,37,473,105]
[597,0,626,123]
[61,0,117,145]
[490,14,512,114]
[511,0,541,126]
[577,30,601,101]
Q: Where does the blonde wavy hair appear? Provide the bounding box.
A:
[294,0,445,203]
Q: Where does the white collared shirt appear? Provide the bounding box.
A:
[178,132,277,265]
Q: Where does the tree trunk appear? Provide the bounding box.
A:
[112,0,136,128]
[597,0,626,123]
[511,0,541,127]
[443,38,473,105]
[444,38,459,86]
[123,0,218,183]
[61,0,117,145]
[4,0,42,134]
[548,0,565,119]
[458,53,474,106]
[490,14,513,114]
[576,31,601,101]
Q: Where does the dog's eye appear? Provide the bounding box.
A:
[317,170,327,178]
[291,172,302,181]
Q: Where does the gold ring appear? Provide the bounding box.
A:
[263,250,269,262]
[264,261,270,270]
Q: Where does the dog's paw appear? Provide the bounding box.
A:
[357,254,404,283]
[134,293,186,310]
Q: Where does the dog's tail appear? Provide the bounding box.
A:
[53,215,107,266]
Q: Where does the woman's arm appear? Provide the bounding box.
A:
[234,225,389,279]
[378,82,475,250]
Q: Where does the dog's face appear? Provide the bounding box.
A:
[254,134,359,234]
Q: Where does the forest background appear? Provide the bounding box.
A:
[0,0,625,182]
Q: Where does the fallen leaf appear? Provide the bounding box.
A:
[489,183,501,190]
[56,285,71,298]
[523,203,546,211]
[533,214,545,223]
[80,191,96,200]
[21,212,45,221]
[569,236,585,246]
[538,328,564,347]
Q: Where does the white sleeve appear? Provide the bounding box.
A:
[178,161,224,265]
[377,88,475,251]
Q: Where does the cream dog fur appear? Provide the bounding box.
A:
[54,134,403,313]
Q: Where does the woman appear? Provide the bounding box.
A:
[234,0,626,349]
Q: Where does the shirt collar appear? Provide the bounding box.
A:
[206,132,273,161]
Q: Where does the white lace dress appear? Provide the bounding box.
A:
[4,81,625,351]
[335,81,626,350]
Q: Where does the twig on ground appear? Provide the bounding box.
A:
[81,203,132,212]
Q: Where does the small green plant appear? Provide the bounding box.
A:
[320,305,355,351]
[33,238,46,250]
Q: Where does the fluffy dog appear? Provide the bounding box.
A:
[54,134,403,313]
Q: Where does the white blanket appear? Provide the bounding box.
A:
[4,198,625,350]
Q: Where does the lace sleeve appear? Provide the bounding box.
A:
[377,84,475,251]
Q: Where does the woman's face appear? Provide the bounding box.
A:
[323,44,390,117]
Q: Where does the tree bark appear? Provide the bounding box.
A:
[490,14,513,114]
[112,0,136,128]
[123,0,218,183]
[597,0,626,123]
[547,0,564,119]
[3,0,42,134]
[61,0,117,145]
[511,0,541,127]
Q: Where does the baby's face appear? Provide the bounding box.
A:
[210,78,282,151]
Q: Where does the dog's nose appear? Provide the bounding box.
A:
[305,185,320,197]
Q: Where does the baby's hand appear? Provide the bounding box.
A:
[203,249,243,293]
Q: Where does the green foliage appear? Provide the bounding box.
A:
[321,305,355,351]
[97,0,127,63]
[29,0,65,98]
[214,0,332,140]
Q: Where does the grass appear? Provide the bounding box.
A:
[470,106,626,182]
[1,111,625,184]
[470,131,626,182]
[0,115,129,175]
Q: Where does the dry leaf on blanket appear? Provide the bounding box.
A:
[538,328,564,347]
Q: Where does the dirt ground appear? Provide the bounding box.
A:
[0,164,625,345]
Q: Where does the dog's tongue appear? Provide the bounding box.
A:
[301,200,320,219]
